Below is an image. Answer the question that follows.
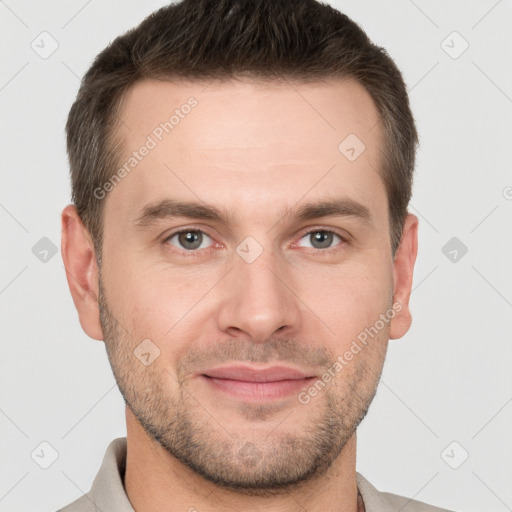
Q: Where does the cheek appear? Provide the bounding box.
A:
[111,267,216,362]
[294,260,392,343]
[310,272,388,362]
[102,248,186,326]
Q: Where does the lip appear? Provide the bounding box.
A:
[202,365,313,382]
[198,364,317,401]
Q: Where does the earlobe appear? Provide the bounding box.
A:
[61,204,104,341]
[389,213,419,340]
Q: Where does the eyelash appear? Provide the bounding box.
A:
[162,227,348,257]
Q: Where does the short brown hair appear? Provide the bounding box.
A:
[66,0,418,259]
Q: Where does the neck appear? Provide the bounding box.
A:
[124,408,360,512]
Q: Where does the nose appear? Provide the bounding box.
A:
[216,247,302,343]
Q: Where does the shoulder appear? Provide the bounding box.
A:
[56,494,96,512]
[56,438,130,512]
[377,490,455,512]
[356,472,456,512]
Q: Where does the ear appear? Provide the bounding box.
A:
[61,204,103,341]
[389,213,419,340]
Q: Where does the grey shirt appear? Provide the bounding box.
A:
[58,438,454,512]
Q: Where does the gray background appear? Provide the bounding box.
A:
[1,1,511,511]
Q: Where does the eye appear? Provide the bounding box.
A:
[164,229,214,251]
[296,229,345,251]
[162,227,345,255]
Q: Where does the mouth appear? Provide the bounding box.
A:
[199,365,317,401]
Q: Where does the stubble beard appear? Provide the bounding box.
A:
[98,278,385,495]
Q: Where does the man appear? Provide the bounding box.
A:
[59,0,453,510]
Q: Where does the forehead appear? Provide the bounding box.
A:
[106,77,386,226]
[117,76,381,149]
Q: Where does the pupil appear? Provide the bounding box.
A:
[179,231,202,249]
[312,231,332,249]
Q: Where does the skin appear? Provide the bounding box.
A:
[61,77,418,512]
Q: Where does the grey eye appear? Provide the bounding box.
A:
[167,230,212,251]
[297,230,342,250]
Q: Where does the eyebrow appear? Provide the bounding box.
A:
[133,197,373,229]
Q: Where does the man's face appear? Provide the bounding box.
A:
[97,77,399,491]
